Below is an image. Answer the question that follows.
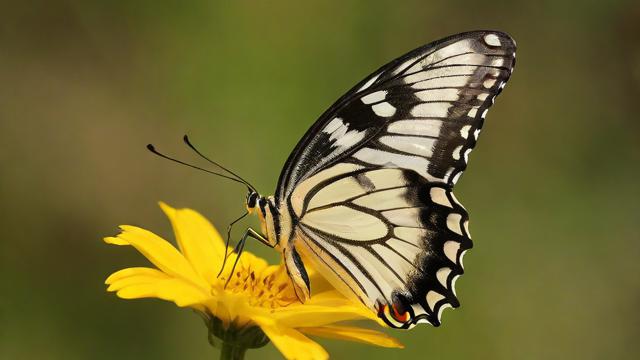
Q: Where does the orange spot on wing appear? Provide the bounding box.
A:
[391,304,408,323]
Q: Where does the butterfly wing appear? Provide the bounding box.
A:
[276,31,516,328]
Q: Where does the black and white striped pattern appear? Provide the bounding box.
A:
[273,31,516,328]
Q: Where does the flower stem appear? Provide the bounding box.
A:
[220,342,246,360]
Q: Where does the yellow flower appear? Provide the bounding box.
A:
[104,202,402,359]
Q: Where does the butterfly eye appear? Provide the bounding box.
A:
[247,192,258,208]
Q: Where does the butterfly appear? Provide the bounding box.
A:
[149,30,516,329]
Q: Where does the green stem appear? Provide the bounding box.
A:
[220,342,247,360]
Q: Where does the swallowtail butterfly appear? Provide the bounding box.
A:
[150,30,516,329]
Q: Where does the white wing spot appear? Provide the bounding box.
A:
[463,220,470,237]
[387,119,443,138]
[447,213,463,235]
[372,102,396,117]
[451,172,461,184]
[452,145,462,160]
[361,90,387,104]
[426,290,445,311]
[483,34,501,47]
[323,117,343,134]
[473,128,482,140]
[491,58,504,67]
[436,267,452,287]
[477,93,488,101]
[467,107,478,118]
[443,241,460,263]
[411,103,450,117]
[481,109,488,118]
[460,125,471,139]
[463,148,472,163]
[483,78,497,88]
[328,122,348,141]
[459,249,468,268]
[334,129,366,150]
[451,275,460,296]
[430,187,452,208]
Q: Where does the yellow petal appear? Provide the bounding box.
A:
[108,270,209,308]
[104,236,128,245]
[159,202,226,282]
[105,267,169,285]
[107,225,209,290]
[273,305,371,327]
[300,325,404,349]
[273,290,380,327]
[251,316,328,360]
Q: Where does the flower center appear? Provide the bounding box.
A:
[224,265,298,309]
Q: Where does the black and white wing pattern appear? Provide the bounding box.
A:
[276,31,515,328]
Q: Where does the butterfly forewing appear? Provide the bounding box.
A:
[276,31,515,328]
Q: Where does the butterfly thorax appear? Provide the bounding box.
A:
[246,190,291,250]
[245,189,310,303]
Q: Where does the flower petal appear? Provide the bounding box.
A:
[104,236,129,246]
[252,316,328,360]
[107,267,209,309]
[159,202,226,282]
[105,267,169,286]
[300,325,404,349]
[106,225,208,289]
[273,290,381,327]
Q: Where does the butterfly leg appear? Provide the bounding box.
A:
[217,211,249,277]
[243,227,275,248]
[223,227,271,287]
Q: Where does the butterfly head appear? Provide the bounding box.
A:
[245,189,260,214]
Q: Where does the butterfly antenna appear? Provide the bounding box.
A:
[217,211,249,278]
[183,135,257,191]
[146,144,247,186]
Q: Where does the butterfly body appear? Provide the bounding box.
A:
[242,31,516,329]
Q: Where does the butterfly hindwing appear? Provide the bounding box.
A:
[276,31,516,328]
[292,167,470,327]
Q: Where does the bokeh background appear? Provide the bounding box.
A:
[1,0,639,359]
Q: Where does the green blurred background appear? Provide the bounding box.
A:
[1,0,639,359]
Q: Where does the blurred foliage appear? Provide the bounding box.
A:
[1,0,639,359]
